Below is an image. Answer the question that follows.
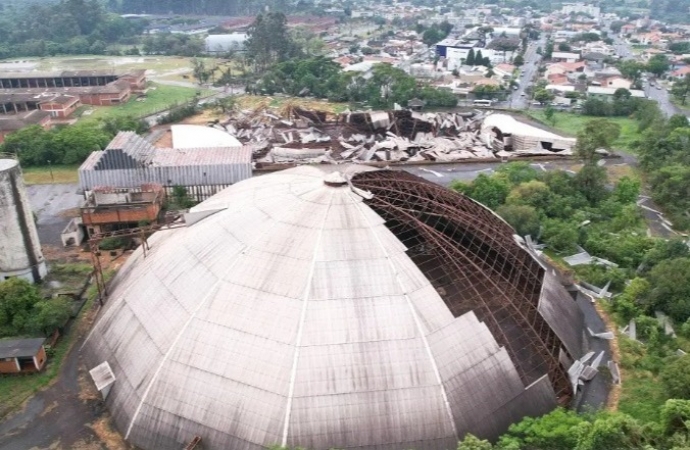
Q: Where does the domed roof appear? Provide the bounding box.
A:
[84,166,583,450]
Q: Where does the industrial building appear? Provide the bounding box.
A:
[0,159,47,283]
[84,165,585,450]
[0,110,52,143]
[78,128,253,201]
[0,69,145,110]
[80,185,165,237]
[482,114,577,155]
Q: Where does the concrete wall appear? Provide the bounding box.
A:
[0,159,47,283]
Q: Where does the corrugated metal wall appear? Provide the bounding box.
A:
[79,163,252,193]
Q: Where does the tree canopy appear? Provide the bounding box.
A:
[0,278,71,338]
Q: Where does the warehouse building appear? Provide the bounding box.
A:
[84,165,585,450]
[78,129,253,201]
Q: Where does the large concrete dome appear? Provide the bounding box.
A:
[84,166,584,450]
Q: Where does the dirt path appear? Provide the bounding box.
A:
[0,305,131,450]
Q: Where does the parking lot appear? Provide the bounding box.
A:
[27,183,82,247]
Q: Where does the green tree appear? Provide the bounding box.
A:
[461,173,510,209]
[613,176,641,204]
[498,408,583,450]
[661,356,690,399]
[544,105,556,125]
[100,116,149,136]
[672,74,690,105]
[534,89,554,104]
[647,54,670,77]
[457,434,494,450]
[574,164,608,205]
[475,50,485,66]
[513,54,525,67]
[542,219,579,253]
[496,204,541,237]
[31,297,72,336]
[495,162,539,184]
[574,119,621,163]
[612,277,650,321]
[466,48,475,66]
[617,60,645,84]
[0,278,43,337]
[646,257,690,322]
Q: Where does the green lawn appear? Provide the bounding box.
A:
[22,165,79,185]
[527,111,641,151]
[80,82,214,122]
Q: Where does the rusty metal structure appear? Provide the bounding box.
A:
[351,170,582,403]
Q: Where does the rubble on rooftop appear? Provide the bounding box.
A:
[210,103,576,166]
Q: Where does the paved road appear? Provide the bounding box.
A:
[644,80,680,117]
[607,29,681,118]
[0,318,108,450]
[510,37,546,109]
[27,184,83,247]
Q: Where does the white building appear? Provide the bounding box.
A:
[561,3,601,19]
[205,33,247,54]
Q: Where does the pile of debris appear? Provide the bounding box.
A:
[210,105,574,166]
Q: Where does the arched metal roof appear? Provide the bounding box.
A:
[84,166,583,450]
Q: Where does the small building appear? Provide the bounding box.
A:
[587,86,646,98]
[81,185,165,237]
[551,52,582,63]
[38,95,81,118]
[0,338,47,374]
[0,110,52,143]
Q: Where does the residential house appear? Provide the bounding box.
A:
[551,51,582,63]
[587,86,646,98]
[670,66,690,79]
[493,63,516,79]
[601,76,632,89]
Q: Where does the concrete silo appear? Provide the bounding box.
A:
[0,159,47,283]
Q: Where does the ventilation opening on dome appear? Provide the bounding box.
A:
[352,170,574,402]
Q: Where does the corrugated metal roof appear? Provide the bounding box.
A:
[83,166,570,450]
[0,337,45,358]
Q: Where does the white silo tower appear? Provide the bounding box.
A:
[0,159,47,283]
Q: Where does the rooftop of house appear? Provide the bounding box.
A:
[0,110,51,131]
[0,338,45,358]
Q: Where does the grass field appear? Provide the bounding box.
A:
[23,165,79,185]
[527,111,641,151]
[79,83,214,122]
[0,263,97,420]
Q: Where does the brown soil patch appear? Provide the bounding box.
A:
[88,417,131,450]
[40,400,59,417]
[78,371,100,403]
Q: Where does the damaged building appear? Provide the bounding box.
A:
[216,106,576,166]
[482,114,576,155]
[78,126,253,202]
[84,165,586,450]
[80,185,165,238]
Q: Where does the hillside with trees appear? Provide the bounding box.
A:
[0,0,145,58]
